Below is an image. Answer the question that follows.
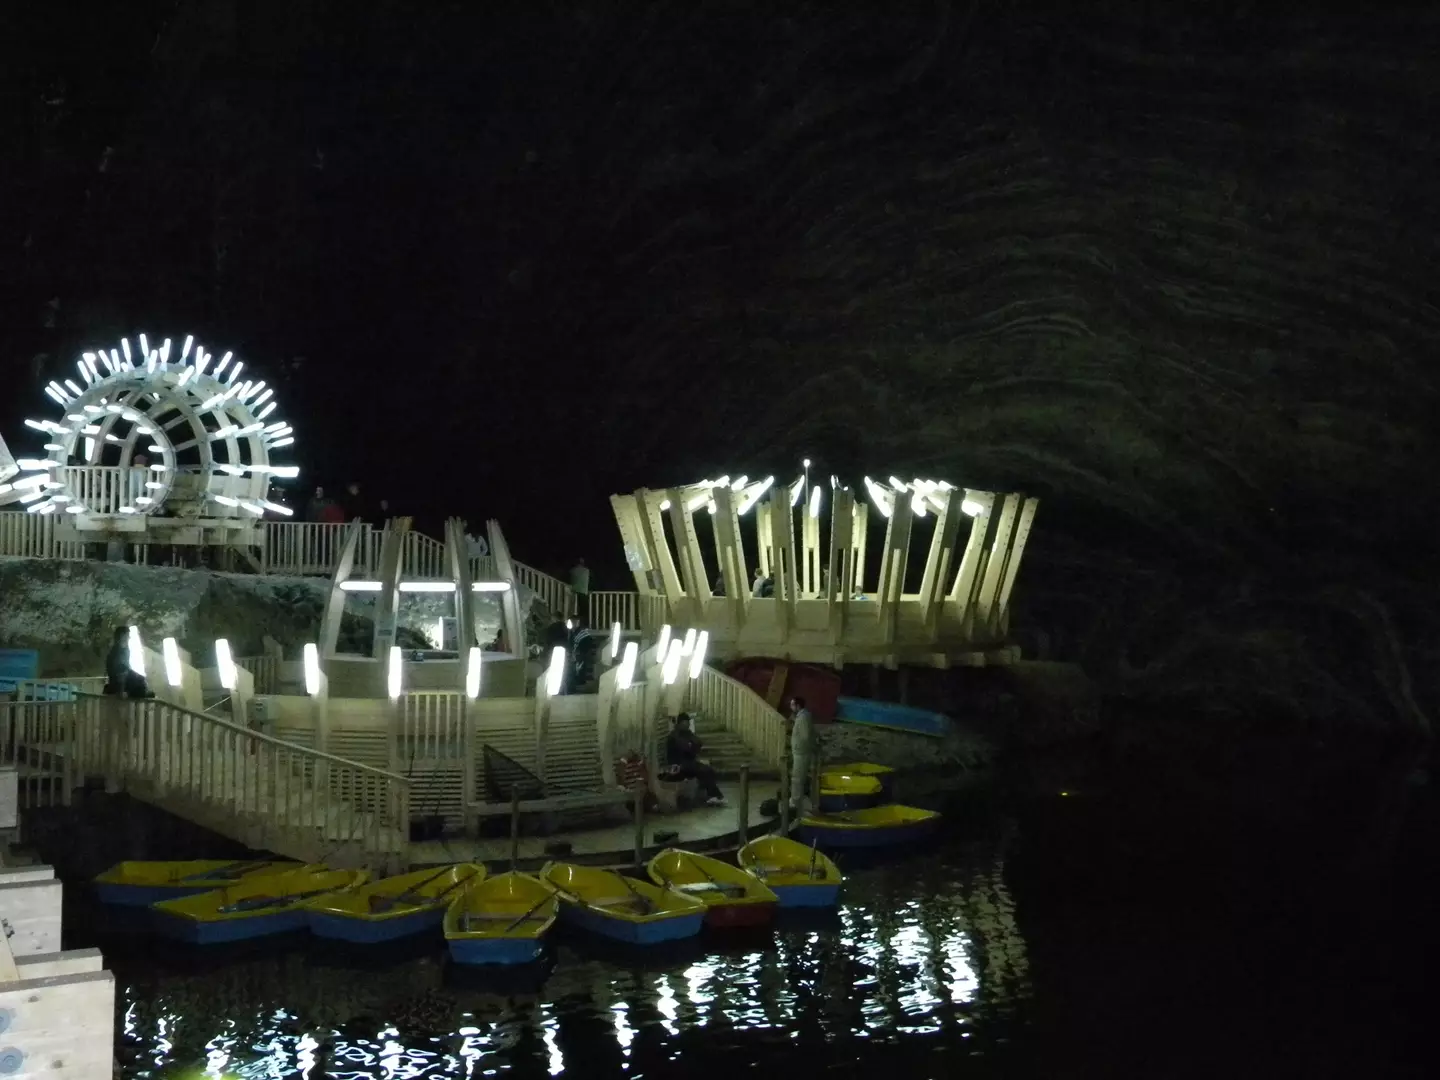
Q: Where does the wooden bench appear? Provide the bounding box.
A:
[0,650,39,695]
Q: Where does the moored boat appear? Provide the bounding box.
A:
[94,859,300,907]
[794,804,940,849]
[817,769,884,812]
[736,835,842,908]
[645,849,777,928]
[539,861,705,945]
[821,761,895,800]
[444,871,558,966]
[307,863,484,944]
[152,866,367,945]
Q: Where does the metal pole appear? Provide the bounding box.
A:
[632,790,645,871]
[778,744,790,835]
[737,763,750,843]
[509,788,520,870]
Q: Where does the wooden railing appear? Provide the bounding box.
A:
[0,510,86,560]
[0,690,410,871]
[684,665,787,768]
[514,562,573,615]
[400,531,447,579]
[55,465,151,515]
[588,591,639,631]
[262,520,371,576]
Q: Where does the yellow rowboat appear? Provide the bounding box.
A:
[539,862,706,945]
[795,803,941,849]
[822,762,895,799]
[153,866,368,944]
[444,871,558,966]
[646,849,777,928]
[307,863,485,944]
[736,835,842,908]
[94,859,300,907]
[818,770,884,812]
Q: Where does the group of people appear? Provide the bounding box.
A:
[304,482,392,525]
[617,694,816,812]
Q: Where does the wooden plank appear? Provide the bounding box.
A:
[15,949,105,979]
[468,789,630,816]
[0,877,62,956]
[0,969,117,1079]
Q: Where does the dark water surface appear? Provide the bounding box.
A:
[50,763,1438,1079]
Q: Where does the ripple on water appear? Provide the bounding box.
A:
[105,834,1030,1077]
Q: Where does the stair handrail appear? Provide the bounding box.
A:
[688,665,787,769]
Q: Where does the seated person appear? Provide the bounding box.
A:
[662,713,725,806]
[103,626,154,699]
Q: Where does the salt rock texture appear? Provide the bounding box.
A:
[0,558,529,677]
[8,9,1438,732]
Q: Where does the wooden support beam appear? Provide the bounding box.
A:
[946,491,994,631]
[318,519,366,660]
[974,493,1021,635]
[486,519,527,657]
[995,497,1039,639]
[371,520,409,660]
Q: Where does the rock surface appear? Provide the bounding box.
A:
[6,9,1438,732]
[0,557,529,676]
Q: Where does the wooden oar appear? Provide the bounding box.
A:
[680,853,746,898]
[369,865,457,913]
[809,839,820,880]
[502,892,554,932]
[180,859,266,882]
[613,872,654,915]
[219,887,338,914]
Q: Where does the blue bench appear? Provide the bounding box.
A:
[0,649,40,694]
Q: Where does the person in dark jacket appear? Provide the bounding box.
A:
[663,713,724,805]
[104,626,153,699]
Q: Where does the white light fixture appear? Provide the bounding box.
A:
[162,637,184,688]
[688,631,710,679]
[680,627,697,657]
[303,643,322,695]
[339,580,383,592]
[545,647,566,697]
[465,646,482,699]
[429,617,446,650]
[789,475,805,506]
[736,476,775,515]
[127,626,145,678]
[471,581,512,592]
[661,638,684,685]
[808,484,823,519]
[399,581,456,593]
[961,498,985,517]
[864,476,895,519]
[215,638,237,691]
[387,645,403,699]
[608,621,621,662]
[616,641,639,690]
[656,624,672,661]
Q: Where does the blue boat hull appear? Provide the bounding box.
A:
[448,935,545,966]
[559,901,703,945]
[156,908,309,945]
[96,883,211,907]
[795,818,939,849]
[770,882,842,908]
[309,908,444,944]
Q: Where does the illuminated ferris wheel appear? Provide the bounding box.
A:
[6,334,297,519]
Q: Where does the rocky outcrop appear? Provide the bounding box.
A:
[9,9,1439,732]
[0,558,524,676]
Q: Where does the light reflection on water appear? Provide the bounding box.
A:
[110,840,1027,1077]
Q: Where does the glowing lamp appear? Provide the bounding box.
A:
[127,626,145,677]
[616,641,639,690]
[808,485,823,519]
[471,582,512,592]
[303,643,322,696]
[387,645,403,699]
[609,621,621,662]
[961,499,985,517]
[161,637,183,688]
[465,646,483,699]
[215,638,237,691]
[656,624,672,660]
[545,647,566,697]
[661,639,684,686]
[688,631,709,679]
[680,628,697,657]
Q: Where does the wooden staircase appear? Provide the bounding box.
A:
[0,691,410,873]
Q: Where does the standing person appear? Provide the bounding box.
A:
[305,486,328,521]
[568,557,590,619]
[752,567,766,597]
[788,695,816,811]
